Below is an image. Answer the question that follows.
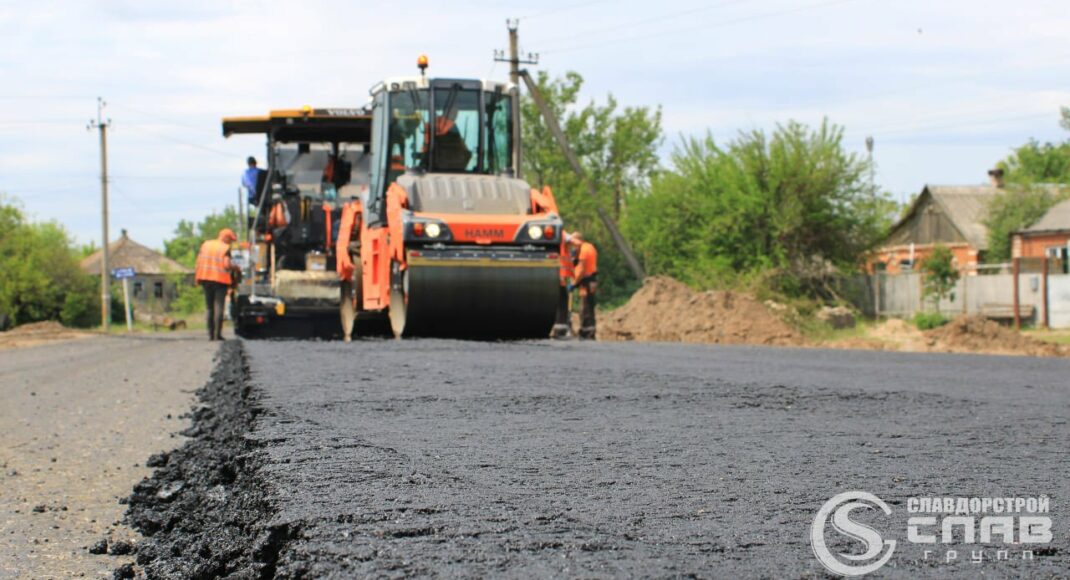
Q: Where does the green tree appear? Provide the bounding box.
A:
[623,121,895,294]
[984,115,1070,262]
[919,245,958,308]
[164,206,241,269]
[984,186,1069,262]
[0,195,99,328]
[997,139,1070,184]
[521,71,663,304]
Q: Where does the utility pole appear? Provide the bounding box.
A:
[88,98,111,330]
[520,70,647,280]
[865,136,875,195]
[495,19,538,178]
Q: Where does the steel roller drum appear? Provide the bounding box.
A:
[396,253,559,339]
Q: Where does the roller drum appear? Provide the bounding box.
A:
[399,254,559,339]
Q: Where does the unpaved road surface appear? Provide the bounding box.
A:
[135,340,1070,578]
[0,333,216,578]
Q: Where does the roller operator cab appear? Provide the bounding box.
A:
[339,70,564,339]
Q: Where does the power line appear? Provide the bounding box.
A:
[519,0,615,22]
[873,112,1058,140]
[0,94,96,100]
[542,0,870,55]
[107,102,209,130]
[119,124,234,158]
[539,0,749,48]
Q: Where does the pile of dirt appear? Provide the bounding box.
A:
[0,320,88,349]
[119,341,289,578]
[601,276,800,345]
[926,316,1067,357]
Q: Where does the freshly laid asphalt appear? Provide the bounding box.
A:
[230,340,1069,578]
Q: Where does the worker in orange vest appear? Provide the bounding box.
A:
[569,232,598,339]
[195,228,238,341]
[551,232,576,339]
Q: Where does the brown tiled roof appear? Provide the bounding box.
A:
[80,232,192,276]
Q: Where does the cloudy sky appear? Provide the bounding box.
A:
[3,0,1069,250]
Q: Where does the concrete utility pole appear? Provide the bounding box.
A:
[495,19,538,178]
[520,70,647,281]
[865,136,875,195]
[88,98,111,330]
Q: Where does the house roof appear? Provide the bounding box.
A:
[886,185,1002,250]
[80,231,192,276]
[1020,198,1070,234]
[923,185,1004,249]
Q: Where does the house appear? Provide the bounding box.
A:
[869,172,1007,274]
[1011,198,1070,270]
[80,230,193,313]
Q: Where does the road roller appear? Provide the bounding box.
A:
[335,57,564,339]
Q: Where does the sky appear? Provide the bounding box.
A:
[3,0,1069,251]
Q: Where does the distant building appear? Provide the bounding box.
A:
[869,173,1007,274]
[80,230,193,313]
[1012,198,1070,270]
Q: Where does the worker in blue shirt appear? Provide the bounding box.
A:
[242,156,264,205]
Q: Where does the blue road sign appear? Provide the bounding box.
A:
[112,267,136,279]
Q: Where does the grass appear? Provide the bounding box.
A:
[98,313,206,334]
[1023,329,1070,345]
[800,318,875,343]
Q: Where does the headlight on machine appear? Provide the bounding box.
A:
[425,223,442,238]
[527,225,544,240]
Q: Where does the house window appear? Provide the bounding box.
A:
[154,281,164,299]
[133,281,143,297]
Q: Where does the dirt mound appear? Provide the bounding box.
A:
[926,316,1067,357]
[5,320,68,334]
[0,320,88,349]
[601,276,800,345]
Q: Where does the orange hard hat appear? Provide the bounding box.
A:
[219,228,237,243]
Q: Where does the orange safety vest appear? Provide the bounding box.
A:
[574,241,598,295]
[559,239,574,287]
[195,239,232,285]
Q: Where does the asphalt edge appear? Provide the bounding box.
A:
[115,340,293,578]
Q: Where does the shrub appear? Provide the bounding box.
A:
[913,312,949,330]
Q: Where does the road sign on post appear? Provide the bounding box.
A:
[111,267,135,331]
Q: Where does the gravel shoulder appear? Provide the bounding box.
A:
[0,333,216,578]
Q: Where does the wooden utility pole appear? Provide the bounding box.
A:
[89,98,112,330]
[495,19,538,178]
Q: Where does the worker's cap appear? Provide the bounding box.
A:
[219,228,237,243]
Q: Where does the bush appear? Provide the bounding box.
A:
[59,276,100,328]
[0,196,96,327]
[622,120,898,297]
[170,282,204,316]
[913,312,949,330]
